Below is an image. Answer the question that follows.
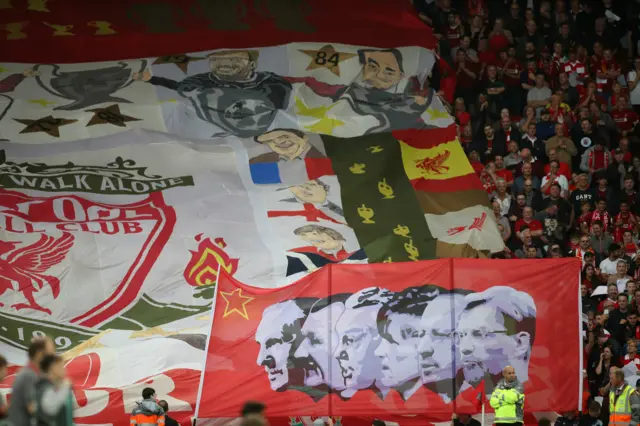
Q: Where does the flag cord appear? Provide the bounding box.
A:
[193,262,222,426]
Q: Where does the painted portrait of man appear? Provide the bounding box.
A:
[255,298,317,391]
[250,129,325,163]
[292,48,433,134]
[418,290,470,403]
[286,225,366,276]
[374,285,442,400]
[456,286,537,388]
[267,179,344,225]
[293,294,349,400]
[135,50,293,138]
[334,287,394,399]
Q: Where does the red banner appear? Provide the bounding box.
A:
[198,259,581,423]
[0,0,435,63]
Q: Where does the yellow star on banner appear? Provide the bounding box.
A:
[27,99,55,107]
[0,66,10,73]
[427,107,450,121]
[295,97,344,135]
[221,288,254,320]
[299,44,357,77]
[130,326,172,339]
[61,330,111,361]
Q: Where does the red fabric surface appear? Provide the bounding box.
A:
[0,0,436,63]
[199,259,581,421]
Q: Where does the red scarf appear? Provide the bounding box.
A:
[588,149,610,170]
[591,210,611,232]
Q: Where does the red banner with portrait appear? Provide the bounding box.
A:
[197,259,580,424]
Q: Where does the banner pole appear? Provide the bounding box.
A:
[578,262,584,412]
[481,400,485,426]
[193,263,223,426]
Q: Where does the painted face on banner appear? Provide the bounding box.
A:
[294,302,346,390]
[374,312,423,387]
[208,50,255,81]
[256,130,310,161]
[289,181,328,205]
[418,294,465,385]
[334,304,385,390]
[457,304,520,385]
[361,50,404,90]
[256,301,306,391]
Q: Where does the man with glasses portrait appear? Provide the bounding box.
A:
[456,287,537,392]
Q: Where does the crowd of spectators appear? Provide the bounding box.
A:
[414,0,640,424]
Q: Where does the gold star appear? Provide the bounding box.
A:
[0,66,10,73]
[221,289,254,320]
[427,107,451,121]
[61,330,111,361]
[153,54,205,74]
[27,99,55,107]
[299,45,356,77]
[130,326,172,339]
[14,115,77,137]
[85,104,141,128]
[295,97,344,135]
[367,146,383,153]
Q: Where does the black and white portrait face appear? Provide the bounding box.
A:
[256,300,307,391]
[374,313,423,387]
[418,293,466,385]
[457,287,537,386]
[334,288,393,391]
[294,300,346,391]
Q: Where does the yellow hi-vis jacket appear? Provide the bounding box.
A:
[490,378,525,424]
[609,383,640,426]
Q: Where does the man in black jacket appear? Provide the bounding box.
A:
[158,400,179,426]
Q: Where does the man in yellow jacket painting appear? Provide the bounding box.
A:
[609,367,640,426]
[490,366,524,426]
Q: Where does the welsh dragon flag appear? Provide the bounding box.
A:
[0,1,502,425]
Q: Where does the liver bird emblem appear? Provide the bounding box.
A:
[0,233,74,314]
[414,150,451,176]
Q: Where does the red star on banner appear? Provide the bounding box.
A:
[220,289,254,320]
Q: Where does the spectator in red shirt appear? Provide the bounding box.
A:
[564,48,587,89]
[494,154,514,185]
[455,49,479,106]
[487,18,512,53]
[468,150,484,176]
[515,206,543,239]
[544,147,572,180]
[446,12,464,51]
[611,97,639,138]
[596,48,621,96]
[589,42,604,75]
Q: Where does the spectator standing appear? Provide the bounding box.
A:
[578,401,602,426]
[608,367,640,426]
[546,124,578,171]
[35,354,74,426]
[453,414,480,426]
[8,337,56,426]
[490,366,525,426]
[628,58,640,115]
[0,355,7,422]
[130,387,165,426]
[157,401,179,426]
[526,71,553,118]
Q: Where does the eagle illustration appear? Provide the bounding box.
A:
[0,233,74,314]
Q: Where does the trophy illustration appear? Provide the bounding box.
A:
[357,204,375,224]
[32,60,147,111]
